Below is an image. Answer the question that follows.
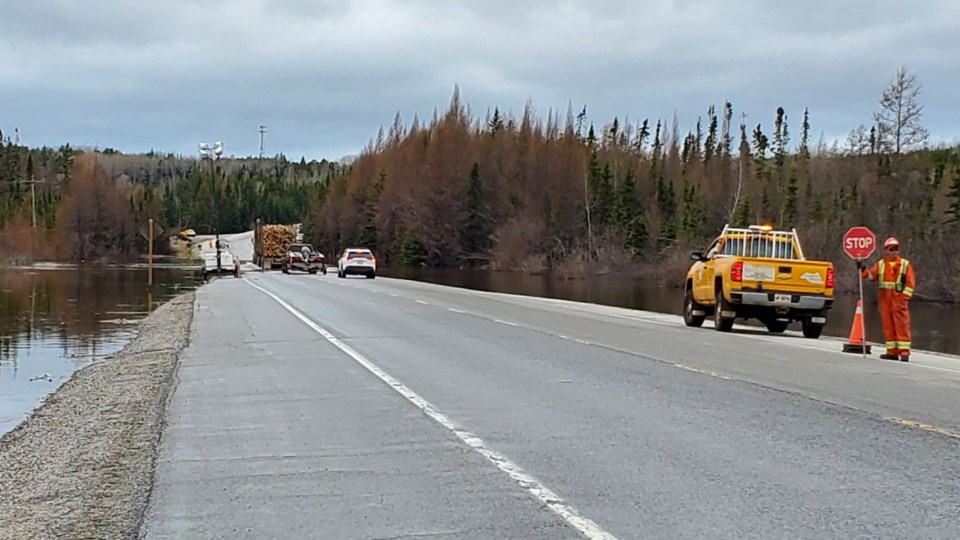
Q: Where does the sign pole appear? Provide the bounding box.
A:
[148,218,154,288]
[842,226,876,357]
[858,257,866,359]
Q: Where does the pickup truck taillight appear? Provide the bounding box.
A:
[731,261,743,282]
[826,267,835,289]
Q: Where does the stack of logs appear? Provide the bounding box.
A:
[261,225,296,257]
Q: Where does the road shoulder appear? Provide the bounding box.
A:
[0,293,194,539]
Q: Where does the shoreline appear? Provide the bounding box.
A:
[381,265,960,306]
[0,292,195,538]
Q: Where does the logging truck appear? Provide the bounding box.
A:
[255,224,298,270]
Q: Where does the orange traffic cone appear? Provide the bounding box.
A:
[842,299,872,354]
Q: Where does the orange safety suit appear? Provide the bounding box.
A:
[862,257,915,357]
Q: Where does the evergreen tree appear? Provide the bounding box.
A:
[773,107,789,168]
[679,182,706,240]
[633,119,650,153]
[608,168,646,253]
[651,120,663,162]
[799,108,811,160]
[704,106,718,163]
[588,160,614,227]
[752,124,770,216]
[488,107,504,134]
[781,167,799,226]
[655,171,677,250]
[733,195,752,227]
[357,171,385,248]
[946,161,960,227]
[461,162,493,257]
[398,228,427,266]
[720,102,734,161]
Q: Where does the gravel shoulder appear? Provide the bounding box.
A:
[0,293,195,539]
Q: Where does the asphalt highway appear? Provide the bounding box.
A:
[142,272,960,539]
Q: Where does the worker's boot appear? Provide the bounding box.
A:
[880,354,899,360]
[899,355,910,362]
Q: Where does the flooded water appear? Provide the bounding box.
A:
[381,267,960,356]
[0,266,199,437]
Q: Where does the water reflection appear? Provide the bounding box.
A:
[0,266,198,436]
[382,267,960,356]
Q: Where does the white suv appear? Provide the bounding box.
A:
[337,248,377,279]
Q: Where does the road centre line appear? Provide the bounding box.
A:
[886,417,960,440]
[245,280,617,540]
[265,275,960,445]
[902,363,960,375]
[416,300,429,305]
[556,301,959,372]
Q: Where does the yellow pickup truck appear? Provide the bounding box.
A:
[684,225,835,338]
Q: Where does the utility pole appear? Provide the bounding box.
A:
[259,125,267,159]
[148,218,154,288]
[31,178,36,228]
[199,141,225,275]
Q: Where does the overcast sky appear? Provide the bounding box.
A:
[1,0,958,161]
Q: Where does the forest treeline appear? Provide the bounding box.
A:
[0,142,341,261]
[308,86,960,301]
[3,69,959,300]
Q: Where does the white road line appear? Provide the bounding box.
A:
[245,280,617,540]
[494,319,520,327]
[416,300,429,305]
[449,308,469,314]
[389,293,399,297]
[905,363,960,375]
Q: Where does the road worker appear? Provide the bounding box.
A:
[858,237,916,361]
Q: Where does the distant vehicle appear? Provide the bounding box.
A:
[684,224,834,338]
[255,224,297,270]
[337,248,376,279]
[283,243,326,275]
[200,240,239,280]
[179,228,197,240]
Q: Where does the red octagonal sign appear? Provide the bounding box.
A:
[843,226,877,260]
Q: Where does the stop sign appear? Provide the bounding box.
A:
[843,226,877,259]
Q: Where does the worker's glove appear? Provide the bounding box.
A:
[855,261,865,270]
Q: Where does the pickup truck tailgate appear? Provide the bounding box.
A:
[739,258,832,295]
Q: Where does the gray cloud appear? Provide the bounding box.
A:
[1,0,957,160]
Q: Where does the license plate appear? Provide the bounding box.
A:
[774,294,792,304]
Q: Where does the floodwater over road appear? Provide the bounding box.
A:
[381,267,960,356]
[0,266,199,438]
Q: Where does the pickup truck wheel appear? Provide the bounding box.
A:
[714,291,734,332]
[683,289,705,327]
[308,269,318,274]
[765,320,789,334]
[802,320,824,339]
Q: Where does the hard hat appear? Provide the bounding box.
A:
[884,237,900,248]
